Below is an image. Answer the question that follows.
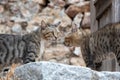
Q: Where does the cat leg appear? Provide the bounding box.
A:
[86,54,96,70]
[23,52,36,64]
[95,62,102,71]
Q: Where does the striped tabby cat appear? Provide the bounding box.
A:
[0,20,59,71]
[63,23,120,70]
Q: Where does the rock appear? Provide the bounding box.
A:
[66,0,84,5]
[6,20,15,27]
[33,0,46,6]
[65,5,80,19]
[0,25,11,34]
[57,9,72,27]
[43,44,70,61]
[58,58,70,64]
[73,13,83,28]
[43,44,86,66]
[81,12,90,28]
[0,0,8,5]
[69,47,86,66]
[49,59,57,63]
[8,2,21,16]
[0,5,4,13]
[73,47,82,56]
[48,0,66,8]
[0,13,10,24]
[66,1,90,18]
[14,62,43,80]
[70,57,86,66]
[35,7,72,27]
[11,23,22,34]
[19,0,40,19]
[8,0,41,22]
[20,21,28,30]
[31,7,56,24]
[14,61,120,80]
[26,23,39,33]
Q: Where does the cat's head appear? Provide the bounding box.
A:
[63,24,90,47]
[35,20,61,42]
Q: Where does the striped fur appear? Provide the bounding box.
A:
[64,23,120,70]
[0,21,59,70]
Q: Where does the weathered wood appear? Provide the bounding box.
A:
[112,0,120,23]
[95,0,112,19]
[99,7,112,28]
[90,0,98,32]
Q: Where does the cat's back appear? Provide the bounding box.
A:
[0,34,22,40]
[0,34,23,47]
[92,23,120,35]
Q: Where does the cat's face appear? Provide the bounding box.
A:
[63,27,91,47]
[35,21,62,42]
[39,21,73,44]
[64,29,83,47]
[63,22,91,47]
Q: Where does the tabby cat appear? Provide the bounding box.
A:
[63,23,120,70]
[0,20,59,71]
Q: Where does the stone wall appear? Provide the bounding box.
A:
[0,0,90,67]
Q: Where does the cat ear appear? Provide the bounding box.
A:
[41,20,47,30]
[71,23,78,33]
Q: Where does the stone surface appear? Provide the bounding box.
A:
[41,7,72,27]
[43,44,70,62]
[73,13,83,28]
[48,0,66,8]
[7,0,41,22]
[0,0,8,5]
[66,1,90,18]
[70,57,86,66]
[19,0,40,19]
[42,44,86,66]
[0,5,4,13]
[11,23,22,34]
[14,61,120,80]
[0,25,11,34]
[33,0,46,5]
[69,47,86,66]
[66,0,84,5]
[73,47,82,56]
[81,12,90,28]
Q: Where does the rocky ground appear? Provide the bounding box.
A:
[3,61,120,80]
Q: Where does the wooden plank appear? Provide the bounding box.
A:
[95,0,112,19]
[90,0,98,32]
[112,0,120,23]
[99,6,112,28]
[111,0,120,71]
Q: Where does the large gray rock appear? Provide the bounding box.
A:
[14,61,120,80]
